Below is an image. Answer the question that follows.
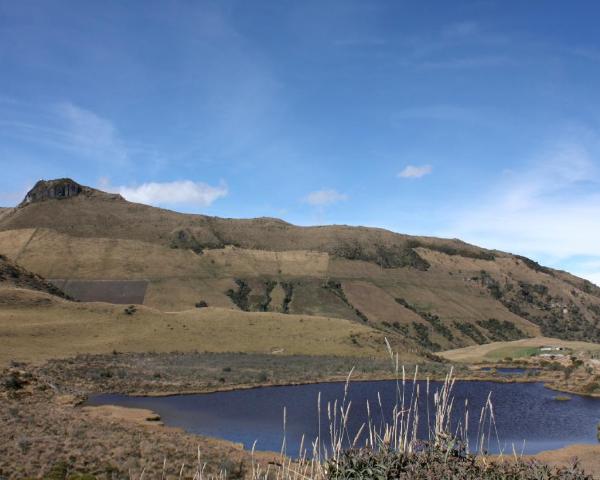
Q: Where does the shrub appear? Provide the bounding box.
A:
[453,321,487,344]
[281,282,294,313]
[4,372,24,390]
[123,305,137,315]
[195,300,208,308]
[581,381,600,394]
[396,298,453,341]
[412,322,441,351]
[259,280,277,311]
[326,449,591,479]
[226,279,251,311]
[477,318,526,341]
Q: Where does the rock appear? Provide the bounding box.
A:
[19,178,122,207]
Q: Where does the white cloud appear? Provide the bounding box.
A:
[398,165,433,179]
[443,132,600,283]
[303,189,348,207]
[113,180,228,207]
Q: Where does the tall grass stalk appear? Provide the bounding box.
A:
[236,339,498,479]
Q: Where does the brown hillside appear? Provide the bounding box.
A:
[1,178,599,354]
[0,288,411,364]
[0,254,70,299]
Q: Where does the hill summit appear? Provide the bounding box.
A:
[19,178,122,207]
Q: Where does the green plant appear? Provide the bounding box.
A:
[281,282,294,313]
[258,280,277,311]
[412,322,441,351]
[395,299,453,341]
[476,318,527,341]
[226,279,251,311]
[453,321,487,344]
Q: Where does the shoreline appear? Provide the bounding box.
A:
[85,370,573,399]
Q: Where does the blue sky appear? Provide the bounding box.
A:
[2,0,600,283]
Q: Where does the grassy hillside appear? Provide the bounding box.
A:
[0,287,411,364]
[0,254,69,298]
[1,178,600,355]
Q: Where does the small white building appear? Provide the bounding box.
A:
[540,346,564,352]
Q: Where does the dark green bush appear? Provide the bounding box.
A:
[412,322,441,351]
[281,281,294,313]
[453,322,487,344]
[226,279,251,311]
[477,318,527,341]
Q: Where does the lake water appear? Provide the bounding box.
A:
[88,380,600,456]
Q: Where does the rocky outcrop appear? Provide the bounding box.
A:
[19,178,122,207]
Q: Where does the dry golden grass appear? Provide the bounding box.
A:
[0,287,415,365]
[0,227,36,259]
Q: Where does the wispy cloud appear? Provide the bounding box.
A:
[303,189,348,206]
[444,129,600,282]
[400,20,512,70]
[0,99,130,166]
[398,165,432,179]
[107,180,228,207]
[56,102,128,164]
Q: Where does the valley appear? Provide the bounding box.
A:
[1,178,600,478]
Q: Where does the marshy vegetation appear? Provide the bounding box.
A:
[3,346,598,479]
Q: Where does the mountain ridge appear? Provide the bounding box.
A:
[1,178,599,353]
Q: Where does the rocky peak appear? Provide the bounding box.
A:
[19,178,123,207]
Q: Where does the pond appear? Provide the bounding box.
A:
[88,380,600,456]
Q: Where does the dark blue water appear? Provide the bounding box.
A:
[88,380,600,456]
